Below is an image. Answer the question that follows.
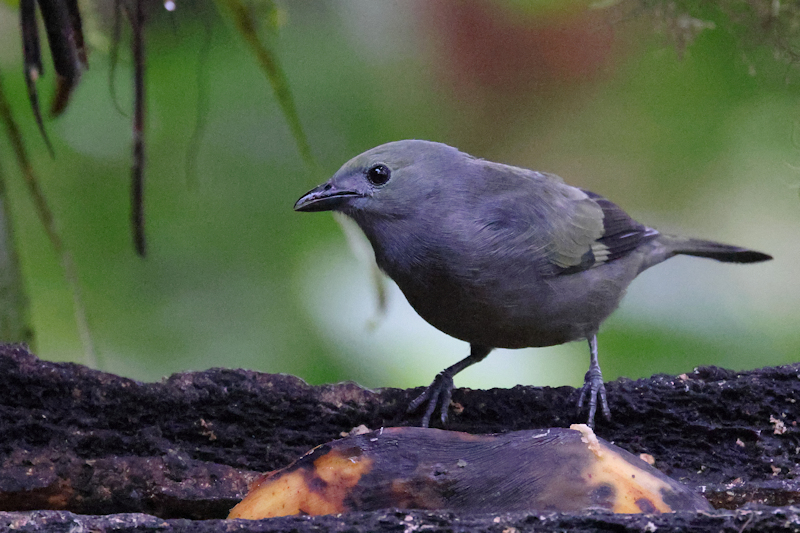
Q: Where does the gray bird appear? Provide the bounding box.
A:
[294,140,771,427]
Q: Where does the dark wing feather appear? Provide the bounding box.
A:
[579,189,659,265]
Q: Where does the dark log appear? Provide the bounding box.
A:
[0,343,798,531]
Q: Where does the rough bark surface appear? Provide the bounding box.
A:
[0,344,798,531]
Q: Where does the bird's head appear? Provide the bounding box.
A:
[294,140,467,220]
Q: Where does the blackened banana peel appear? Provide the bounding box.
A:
[229,425,711,518]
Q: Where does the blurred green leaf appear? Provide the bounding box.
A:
[0,1,794,389]
[213,0,317,173]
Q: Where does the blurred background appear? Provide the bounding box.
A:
[0,0,797,392]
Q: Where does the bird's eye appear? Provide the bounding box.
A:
[366,164,391,186]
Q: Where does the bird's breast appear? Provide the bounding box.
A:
[372,242,577,348]
[360,217,631,349]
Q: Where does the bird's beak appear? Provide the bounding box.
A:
[294,182,362,212]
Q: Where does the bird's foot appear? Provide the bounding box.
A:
[577,366,611,427]
[408,371,455,428]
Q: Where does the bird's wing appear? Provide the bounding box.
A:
[544,187,658,276]
[580,190,659,260]
[471,169,657,278]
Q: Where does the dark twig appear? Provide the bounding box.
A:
[128,0,147,257]
[19,0,54,157]
[37,0,85,116]
[64,0,88,68]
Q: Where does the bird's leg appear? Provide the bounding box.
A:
[408,344,492,427]
[577,335,611,427]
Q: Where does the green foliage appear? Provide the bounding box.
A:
[214,0,317,172]
[0,1,795,390]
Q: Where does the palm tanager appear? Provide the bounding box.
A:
[294,140,772,427]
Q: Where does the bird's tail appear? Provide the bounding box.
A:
[663,235,772,263]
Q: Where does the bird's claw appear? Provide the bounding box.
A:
[577,366,611,427]
[408,371,455,427]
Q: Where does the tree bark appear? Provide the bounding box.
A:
[0,344,798,531]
